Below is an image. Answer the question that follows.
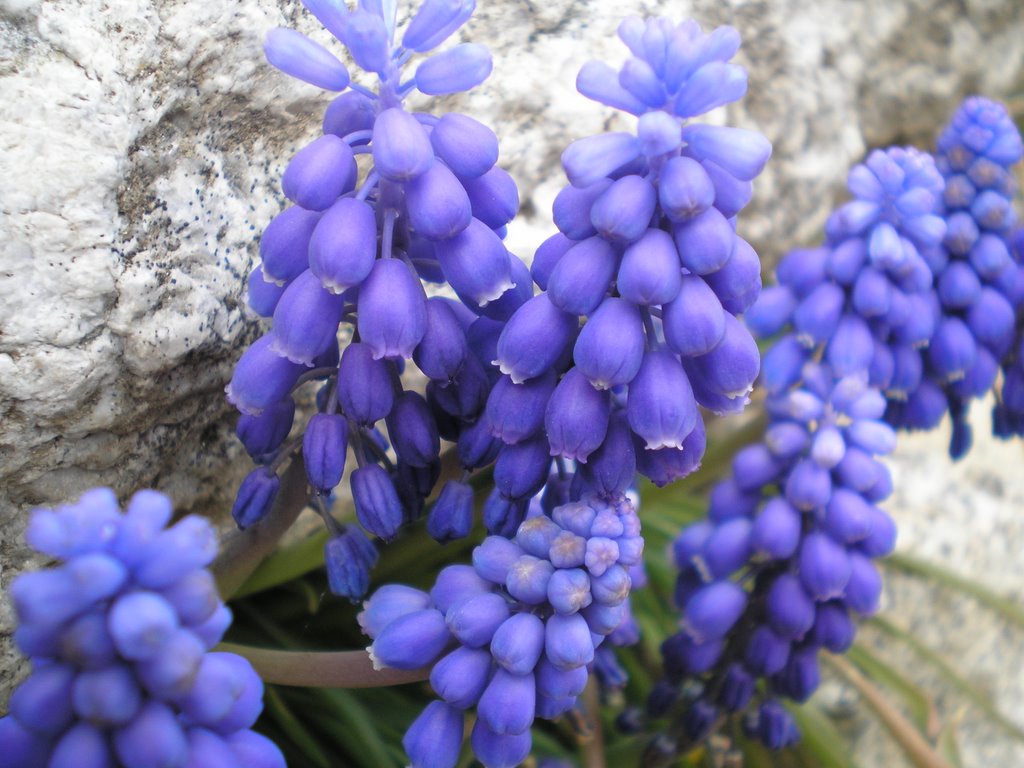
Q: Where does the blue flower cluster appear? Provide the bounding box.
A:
[748,145,947,399]
[227,0,531,597]
[361,493,643,768]
[483,16,769,512]
[658,363,896,752]
[995,228,1024,437]
[0,489,282,768]
[885,97,1024,455]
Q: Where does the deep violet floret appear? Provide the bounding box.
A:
[485,16,770,519]
[651,363,896,754]
[0,488,283,768]
[361,492,643,768]
[884,96,1023,455]
[226,0,529,595]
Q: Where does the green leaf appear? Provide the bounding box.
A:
[787,701,856,768]
[936,722,964,768]
[882,553,1024,630]
[868,615,1024,743]
[847,643,937,735]
[263,687,333,768]
[316,688,401,767]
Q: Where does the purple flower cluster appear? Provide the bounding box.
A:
[484,17,769,508]
[227,0,531,595]
[361,493,643,768]
[655,363,896,752]
[0,488,282,768]
[995,228,1024,437]
[883,97,1023,455]
[748,145,947,399]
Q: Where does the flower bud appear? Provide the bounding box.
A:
[744,626,790,677]
[590,175,657,243]
[683,581,747,642]
[405,162,473,242]
[402,0,474,52]
[684,314,759,409]
[493,436,551,501]
[472,537,525,586]
[810,602,855,652]
[446,593,510,648]
[662,275,726,358]
[264,28,350,90]
[491,613,545,675]
[545,369,611,462]
[506,555,554,605]
[750,499,801,560]
[846,552,882,615]
[673,206,735,275]
[432,219,514,308]
[337,342,395,425]
[470,719,532,768]
[358,258,429,360]
[485,371,555,445]
[704,236,761,315]
[462,167,519,230]
[226,335,305,416]
[430,112,499,179]
[495,295,578,384]
[429,647,492,711]
[659,155,714,222]
[561,132,642,188]
[352,464,404,541]
[303,413,348,494]
[798,532,851,600]
[697,518,752,580]
[545,613,595,670]
[547,236,618,317]
[580,410,638,498]
[372,108,433,181]
[553,179,611,240]
[794,282,844,347]
[682,124,771,181]
[231,468,280,530]
[270,270,347,365]
[572,298,645,390]
[416,43,492,95]
[282,135,357,212]
[766,573,815,640]
[323,90,375,140]
[369,608,450,670]
[260,207,321,285]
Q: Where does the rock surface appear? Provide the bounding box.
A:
[1,0,1023,758]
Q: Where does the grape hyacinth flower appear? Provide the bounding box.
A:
[486,16,770,508]
[650,363,896,754]
[0,488,283,768]
[747,144,946,400]
[995,228,1024,438]
[226,0,531,591]
[361,492,643,768]
[883,97,1023,456]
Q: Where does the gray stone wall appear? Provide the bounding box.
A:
[1,1,1022,759]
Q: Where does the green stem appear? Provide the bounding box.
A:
[212,456,309,600]
[217,642,430,689]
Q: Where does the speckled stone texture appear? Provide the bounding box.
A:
[1,0,1023,750]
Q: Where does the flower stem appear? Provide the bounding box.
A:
[581,677,607,768]
[212,456,309,600]
[216,642,431,689]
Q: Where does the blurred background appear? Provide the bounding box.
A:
[1,0,1023,764]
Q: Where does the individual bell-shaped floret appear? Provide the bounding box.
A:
[684,314,760,411]
[617,229,683,306]
[433,219,515,308]
[416,43,493,95]
[470,719,532,768]
[260,206,321,285]
[352,464,405,541]
[405,162,474,241]
[658,155,715,222]
[495,294,579,384]
[704,237,762,315]
[308,198,378,293]
[269,270,347,365]
[343,10,390,74]
[463,167,520,230]
[372,108,434,181]
[264,27,350,91]
[553,179,611,240]
[561,132,642,188]
[673,206,735,275]
[493,436,552,501]
[681,124,771,181]
[547,236,619,317]
[573,298,646,389]
[430,113,499,179]
[485,371,556,445]
[765,573,815,640]
[403,701,464,768]
[927,316,977,382]
[414,298,469,383]
[581,409,639,498]
[358,258,429,360]
[236,398,295,463]
[590,175,657,243]
[386,392,440,469]
[337,342,395,425]
[303,413,349,494]
[324,527,378,600]
[247,265,286,318]
[798,532,851,601]
[282,135,357,212]
[323,90,375,140]
[683,581,747,643]
[369,608,451,670]
[426,480,475,543]
[231,468,280,530]
[627,349,697,450]
[662,275,726,357]
[402,0,475,52]
[226,334,305,416]
[545,369,611,463]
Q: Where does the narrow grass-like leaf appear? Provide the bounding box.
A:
[264,686,333,768]
[868,615,1024,743]
[848,643,938,735]
[826,653,953,768]
[787,701,855,768]
[882,553,1024,629]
